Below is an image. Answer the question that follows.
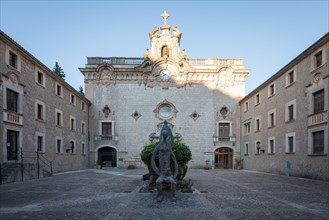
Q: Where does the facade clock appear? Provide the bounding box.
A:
[160,69,170,81]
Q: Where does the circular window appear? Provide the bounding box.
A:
[159,105,172,119]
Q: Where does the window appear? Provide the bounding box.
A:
[245,143,249,155]
[285,132,295,153]
[218,123,230,141]
[7,89,18,112]
[35,132,45,152]
[56,137,63,154]
[288,71,294,84]
[288,105,294,121]
[9,51,17,68]
[245,101,249,111]
[268,109,276,128]
[81,102,86,111]
[37,104,43,120]
[70,116,76,130]
[313,89,324,114]
[81,142,86,155]
[244,122,251,134]
[255,116,261,132]
[81,121,86,134]
[255,141,261,155]
[313,131,324,154]
[315,51,322,68]
[69,140,75,154]
[268,137,275,154]
[70,94,76,105]
[161,45,170,57]
[35,100,45,121]
[36,71,45,87]
[255,94,260,105]
[101,122,112,135]
[55,109,63,126]
[56,83,63,97]
[268,83,275,97]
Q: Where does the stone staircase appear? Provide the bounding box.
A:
[0,163,21,184]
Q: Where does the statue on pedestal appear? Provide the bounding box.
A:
[151,120,178,201]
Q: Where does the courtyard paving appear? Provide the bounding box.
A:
[0,168,328,220]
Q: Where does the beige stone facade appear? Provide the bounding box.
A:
[80,12,249,169]
[239,33,329,180]
[0,30,90,182]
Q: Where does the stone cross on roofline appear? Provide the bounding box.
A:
[161,11,170,25]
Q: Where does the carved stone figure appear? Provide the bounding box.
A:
[151,120,178,201]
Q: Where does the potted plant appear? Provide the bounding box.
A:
[204,159,211,170]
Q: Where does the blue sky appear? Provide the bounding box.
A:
[1,1,328,94]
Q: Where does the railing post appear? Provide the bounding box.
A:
[50,161,53,176]
[37,151,40,179]
[20,147,24,182]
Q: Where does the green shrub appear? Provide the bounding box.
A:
[140,140,192,180]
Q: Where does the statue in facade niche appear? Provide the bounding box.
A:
[151,120,178,201]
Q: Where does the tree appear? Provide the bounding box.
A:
[78,86,84,96]
[52,62,65,80]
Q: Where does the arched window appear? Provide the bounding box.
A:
[161,46,170,57]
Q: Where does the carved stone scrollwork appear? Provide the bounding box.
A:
[217,70,235,88]
[216,106,232,121]
[100,105,115,120]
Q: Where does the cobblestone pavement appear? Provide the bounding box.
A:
[0,168,328,220]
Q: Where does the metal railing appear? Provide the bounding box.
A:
[20,148,52,181]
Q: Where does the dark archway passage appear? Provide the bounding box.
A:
[98,147,117,167]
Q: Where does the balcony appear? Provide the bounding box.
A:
[213,135,236,146]
[4,111,23,125]
[308,111,328,126]
[94,135,118,145]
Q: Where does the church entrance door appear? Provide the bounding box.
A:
[214,147,233,169]
[98,147,117,167]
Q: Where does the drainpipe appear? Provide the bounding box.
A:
[239,103,243,164]
[87,103,91,168]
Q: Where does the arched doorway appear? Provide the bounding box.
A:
[98,147,117,167]
[214,147,233,169]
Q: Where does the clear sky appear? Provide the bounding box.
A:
[1,0,328,94]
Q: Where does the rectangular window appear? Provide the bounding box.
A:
[288,71,294,84]
[56,111,62,126]
[245,143,249,155]
[313,89,324,114]
[245,102,249,111]
[288,137,294,153]
[37,71,44,85]
[37,104,43,120]
[268,83,275,97]
[268,139,275,154]
[9,51,17,68]
[269,113,274,127]
[313,131,324,154]
[244,122,251,134]
[56,84,62,97]
[255,94,260,105]
[82,102,85,111]
[7,89,18,112]
[70,117,76,130]
[315,51,322,68]
[102,122,112,135]
[255,119,260,131]
[37,136,43,152]
[71,94,75,105]
[288,105,294,121]
[218,123,230,141]
[56,139,62,153]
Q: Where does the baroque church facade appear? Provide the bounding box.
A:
[79,12,249,169]
[0,12,328,183]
